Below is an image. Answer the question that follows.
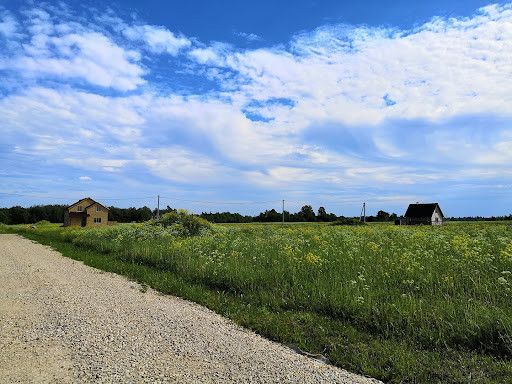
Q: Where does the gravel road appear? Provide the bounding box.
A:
[0,234,380,383]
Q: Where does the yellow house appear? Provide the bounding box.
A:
[63,197,109,227]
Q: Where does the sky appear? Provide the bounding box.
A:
[0,0,511,216]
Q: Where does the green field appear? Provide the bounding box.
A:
[2,220,511,383]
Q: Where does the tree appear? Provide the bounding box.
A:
[0,209,9,224]
[299,205,316,222]
[8,206,30,224]
[255,209,281,222]
[376,210,390,222]
[317,206,328,221]
[317,206,327,220]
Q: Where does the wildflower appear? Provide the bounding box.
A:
[500,241,512,260]
[312,235,322,243]
[304,252,322,265]
[367,241,380,252]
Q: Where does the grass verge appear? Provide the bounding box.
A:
[1,224,511,383]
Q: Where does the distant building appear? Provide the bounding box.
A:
[63,197,109,227]
[401,203,444,226]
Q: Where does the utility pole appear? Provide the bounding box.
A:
[156,195,160,221]
[363,202,366,223]
[282,199,285,224]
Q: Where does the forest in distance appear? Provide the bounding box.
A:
[1,203,512,225]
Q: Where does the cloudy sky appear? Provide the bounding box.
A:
[1,0,511,216]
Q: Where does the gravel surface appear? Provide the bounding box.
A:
[0,234,381,383]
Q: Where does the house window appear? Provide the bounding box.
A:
[94,217,102,224]
[96,206,101,212]
[77,206,83,212]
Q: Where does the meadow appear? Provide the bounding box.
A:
[2,219,511,383]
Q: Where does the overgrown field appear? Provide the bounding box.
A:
[2,220,512,383]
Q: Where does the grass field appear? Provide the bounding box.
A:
[2,221,511,383]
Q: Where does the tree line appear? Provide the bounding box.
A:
[0,204,399,225]
[2,203,510,225]
[446,215,512,221]
[201,206,400,223]
[0,205,153,225]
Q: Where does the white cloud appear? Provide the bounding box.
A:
[16,31,145,91]
[23,8,54,35]
[188,42,232,66]
[2,81,512,193]
[123,25,191,55]
[0,87,147,141]
[210,3,512,129]
[79,176,91,181]
[189,47,223,65]
[64,158,129,173]
[135,147,236,184]
[146,94,291,165]
[0,7,146,91]
[235,31,262,42]
[0,10,18,38]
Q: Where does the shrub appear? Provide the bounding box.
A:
[35,220,52,226]
[330,217,366,226]
[159,209,211,235]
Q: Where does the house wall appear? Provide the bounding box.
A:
[69,215,83,226]
[405,217,431,225]
[431,207,443,225]
[85,203,108,226]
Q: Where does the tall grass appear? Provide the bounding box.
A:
[3,221,512,383]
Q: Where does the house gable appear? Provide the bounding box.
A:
[84,201,109,213]
[434,204,444,219]
[67,197,95,213]
[85,202,109,226]
[431,205,444,225]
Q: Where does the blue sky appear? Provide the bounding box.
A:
[1,1,511,216]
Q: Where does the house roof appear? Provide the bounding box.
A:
[67,197,93,209]
[84,201,109,211]
[404,203,444,218]
[67,197,109,211]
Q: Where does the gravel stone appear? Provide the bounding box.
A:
[0,234,381,383]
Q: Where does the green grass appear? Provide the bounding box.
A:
[1,221,511,383]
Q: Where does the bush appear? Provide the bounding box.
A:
[35,220,52,225]
[330,217,366,226]
[159,209,211,235]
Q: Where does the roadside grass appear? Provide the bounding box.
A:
[1,221,511,383]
